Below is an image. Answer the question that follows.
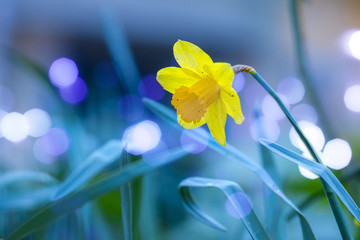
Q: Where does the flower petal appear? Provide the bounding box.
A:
[204,62,234,88]
[220,88,244,124]
[205,98,227,146]
[177,114,206,129]
[156,67,201,94]
[173,40,213,75]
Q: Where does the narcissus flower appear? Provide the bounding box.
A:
[156,40,244,146]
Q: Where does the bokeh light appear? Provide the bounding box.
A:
[289,121,325,153]
[298,152,319,179]
[138,74,164,100]
[0,86,15,111]
[261,94,289,121]
[0,112,29,143]
[24,109,52,137]
[347,30,360,60]
[232,73,245,93]
[298,166,319,180]
[118,94,144,122]
[344,85,360,112]
[59,77,88,104]
[49,57,79,87]
[180,128,209,154]
[225,192,253,219]
[291,104,318,123]
[277,77,305,104]
[322,138,352,170]
[122,120,161,155]
[142,140,169,165]
[33,139,57,164]
[250,116,280,142]
[0,110,7,138]
[38,128,70,156]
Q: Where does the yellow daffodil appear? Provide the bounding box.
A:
[156,40,244,146]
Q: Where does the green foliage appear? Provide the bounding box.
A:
[259,139,360,223]
[179,177,270,240]
[6,146,189,239]
[144,98,316,239]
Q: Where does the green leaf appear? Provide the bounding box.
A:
[6,146,189,240]
[0,187,58,211]
[249,70,352,239]
[143,98,316,240]
[100,8,141,94]
[120,151,132,240]
[179,177,270,240]
[0,171,58,189]
[0,171,59,211]
[52,140,123,200]
[259,138,360,222]
[253,106,282,239]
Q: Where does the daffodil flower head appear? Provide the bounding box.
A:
[156,40,244,146]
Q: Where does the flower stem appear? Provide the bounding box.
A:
[120,151,133,240]
[233,65,353,240]
[289,0,336,139]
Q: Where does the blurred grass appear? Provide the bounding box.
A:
[6,146,189,240]
[253,106,282,239]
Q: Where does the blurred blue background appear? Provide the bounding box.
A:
[1,0,360,239]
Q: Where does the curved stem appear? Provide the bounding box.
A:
[289,0,335,139]
[233,65,353,240]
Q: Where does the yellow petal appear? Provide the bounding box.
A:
[204,62,234,88]
[173,40,213,75]
[156,67,201,94]
[205,98,227,146]
[177,114,206,129]
[220,88,244,124]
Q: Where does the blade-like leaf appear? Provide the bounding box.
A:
[0,171,59,212]
[0,187,58,211]
[100,8,140,94]
[253,106,282,239]
[143,98,316,240]
[0,171,58,189]
[52,140,123,201]
[179,177,270,240]
[248,70,352,239]
[120,151,132,240]
[7,146,190,240]
[259,138,360,222]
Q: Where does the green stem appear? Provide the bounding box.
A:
[233,65,352,240]
[120,151,133,240]
[289,0,335,139]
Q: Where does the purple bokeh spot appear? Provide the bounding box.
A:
[33,139,57,164]
[49,57,78,88]
[180,128,208,154]
[117,94,144,122]
[39,128,70,156]
[225,192,253,219]
[59,78,87,104]
[232,73,245,93]
[93,61,118,88]
[138,74,164,100]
